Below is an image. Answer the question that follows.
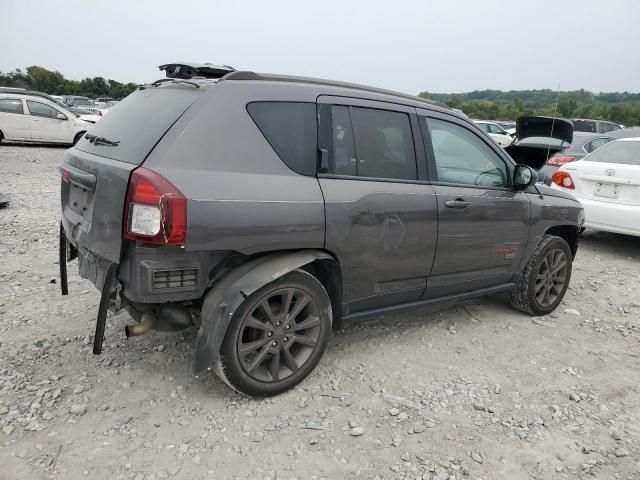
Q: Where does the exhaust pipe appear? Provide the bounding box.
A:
[125,311,154,338]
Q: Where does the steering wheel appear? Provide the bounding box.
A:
[474,168,504,186]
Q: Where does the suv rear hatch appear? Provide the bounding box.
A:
[60,84,201,282]
[505,116,574,170]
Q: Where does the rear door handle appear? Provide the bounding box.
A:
[444,199,471,209]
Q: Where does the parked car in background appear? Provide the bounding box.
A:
[571,118,621,134]
[0,92,89,145]
[0,88,101,124]
[539,132,614,182]
[474,120,513,147]
[63,95,100,114]
[496,120,516,135]
[608,127,640,139]
[505,116,574,184]
[551,138,640,237]
[59,62,583,396]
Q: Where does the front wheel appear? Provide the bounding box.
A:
[511,235,573,315]
[215,270,332,396]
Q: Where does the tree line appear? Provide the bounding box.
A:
[420,89,640,126]
[0,66,139,100]
[2,66,639,125]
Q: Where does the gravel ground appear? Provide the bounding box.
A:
[1,145,639,480]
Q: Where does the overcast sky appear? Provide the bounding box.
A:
[1,0,639,94]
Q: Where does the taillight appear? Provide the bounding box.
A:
[547,155,576,166]
[124,168,187,246]
[551,171,575,189]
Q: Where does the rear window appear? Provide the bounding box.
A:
[247,102,317,176]
[585,140,640,166]
[75,87,199,164]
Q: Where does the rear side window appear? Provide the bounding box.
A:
[247,102,317,176]
[0,98,24,114]
[584,137,611,153]
[75,87,199,165]
[325,106,417,180]
[351,107,417,180]
[330,106,357,176]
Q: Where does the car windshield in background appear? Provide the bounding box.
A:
[573,121,596,133]
[585,140,640,165]
[74,98,94,106]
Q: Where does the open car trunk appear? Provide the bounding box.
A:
[505,116,574,170]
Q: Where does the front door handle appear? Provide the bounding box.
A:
[444,199,471,209]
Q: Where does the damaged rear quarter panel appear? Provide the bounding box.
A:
[192,250,334,376]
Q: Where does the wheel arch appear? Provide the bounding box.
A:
[73,130,86,145]
[192,249,339,376]
[545,225,580,258]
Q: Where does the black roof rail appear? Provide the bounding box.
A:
[220,71,447,109]
[159,62,236,80]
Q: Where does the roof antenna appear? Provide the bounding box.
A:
[546,83,561,161]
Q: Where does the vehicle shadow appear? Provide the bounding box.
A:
[580,229,640,259]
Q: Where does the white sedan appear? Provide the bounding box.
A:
[550,138,640,237]
[0,93,90,145]
[474,121,513,147]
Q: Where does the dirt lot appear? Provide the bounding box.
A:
[1,144,639,480]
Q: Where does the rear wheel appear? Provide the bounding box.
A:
[216,270,332,396]
[511,235,572,315]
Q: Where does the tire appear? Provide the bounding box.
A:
[511,235,573,316]
[215,270,332,396]
[72,131,85,146]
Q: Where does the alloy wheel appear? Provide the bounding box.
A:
[236,287,321,382]
[534,248,568,307]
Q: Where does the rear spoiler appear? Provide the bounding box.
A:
[158,62,236,80]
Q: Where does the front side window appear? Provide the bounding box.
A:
[247,102,317,176]
[425,117,508,188]
[0,98,24,115]
[350,107,417,180]
[27,101,61,119]
[476,123,490,133]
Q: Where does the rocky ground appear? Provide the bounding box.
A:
[1,144,639,480]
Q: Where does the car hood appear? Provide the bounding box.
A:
[538,184,579,202]
[516,116,573,144]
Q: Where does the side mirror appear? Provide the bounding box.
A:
[513,164,536,190]
[56,113,67,120]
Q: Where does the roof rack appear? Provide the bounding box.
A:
[159,62,236,80]
[221,71,446,108]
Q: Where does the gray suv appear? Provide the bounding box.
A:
[59,63,584,396]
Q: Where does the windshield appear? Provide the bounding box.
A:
[573,120,596,133]
[74,98,94,106]
[584,140,640,166]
